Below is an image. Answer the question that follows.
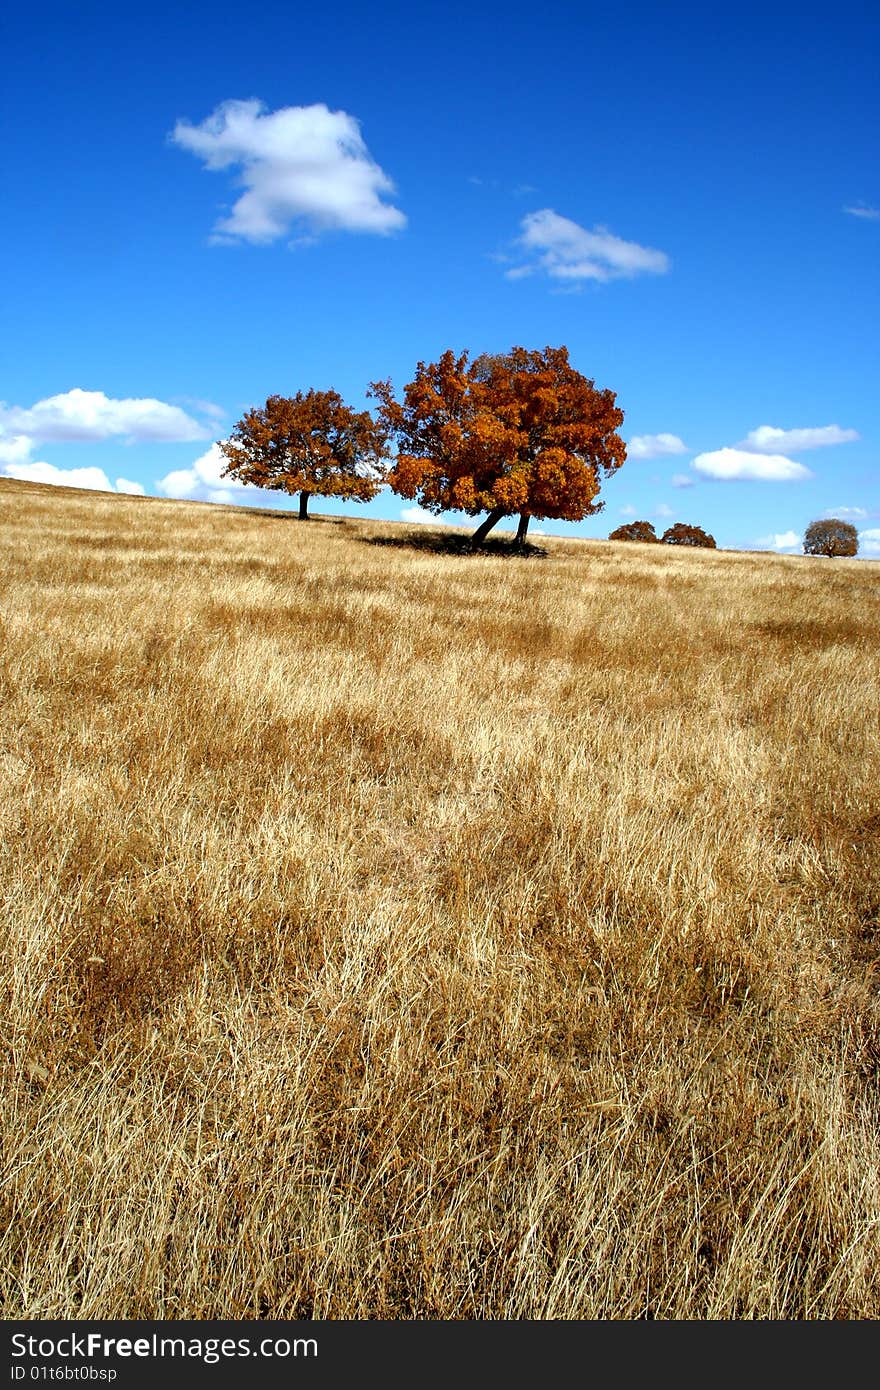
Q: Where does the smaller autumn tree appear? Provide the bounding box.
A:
[369,345,626,546]
[219,390,388,520]
[803,518,858,557]
[661,523,716,549]
[609,520,658,542]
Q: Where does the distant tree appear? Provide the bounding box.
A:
[609,520,658,542]
[803,518,858,557]
[369,345,626,546]
[661,523,717,549]
[218,390,389,520]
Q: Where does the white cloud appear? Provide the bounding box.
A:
[692,448,812,481]
[671,473,694,488]
[844,204,880,220]
[858,528,880,556]
[823,506,868,520]
[0,434,33,464]
[654,502,674,517]
[1,460,115,491]
[739,424,859,453]
[115,477,146,496]
[400,505,437,524]
[177,397,226,423]
[156,442,260,506]
[509,209,670,283]
[755,530,801,550]
[619,504,638,516]
[0,389,208,443]
[628,433,687,459]
[172,99,406,243]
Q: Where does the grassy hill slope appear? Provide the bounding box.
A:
[2,475,879,1317]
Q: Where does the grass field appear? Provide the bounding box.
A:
[2,474,879,1318]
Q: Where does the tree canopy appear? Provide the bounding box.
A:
[218,390,388,520]
[609,520,658,542]
[661,523,716,548]
[369,345,626,545]
[803,518,858,557]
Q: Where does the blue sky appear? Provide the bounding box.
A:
[2,0,878,553]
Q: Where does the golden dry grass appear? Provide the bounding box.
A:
[2,474,879,1319]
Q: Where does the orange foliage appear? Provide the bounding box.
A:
[219,390,388,517]
[609,520,658,543]
[803,518,858,557]
[660,523,717,548]
[369,346,625,539]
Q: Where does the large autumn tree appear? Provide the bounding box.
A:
[803,518,858,557]
[369,345,626,545]
[218,390,389,520]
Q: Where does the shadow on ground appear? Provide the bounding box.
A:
[363,530,548,559]
[224,509,352,526]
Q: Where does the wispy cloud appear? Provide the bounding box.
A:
[400,505,437,525]
[654,502,674,517]
[172,99,406,244]
[738,424,859,453]
[843,203,880,220]
[0,389,208,444]
[619,504,638,516]
[627,432,687,459]
[507,209,670,284]
[823,506,869,521]
[692,448,812,481]
[671,473,694,489]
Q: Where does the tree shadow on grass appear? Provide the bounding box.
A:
[224,508,351,526]
[363,529,548,559]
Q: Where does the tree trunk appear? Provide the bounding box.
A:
[515,512,530,545]
[470,507,507,547]
[299,491,310,520]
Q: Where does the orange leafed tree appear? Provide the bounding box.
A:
[803,518,858,557]
[218,390,389,520]
[369,345,626,545]
[608,520,658,542]
[660,523,717,548]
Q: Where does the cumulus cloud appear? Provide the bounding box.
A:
[755,530,801,550]
[692,448,812,482]
[858,528,880,555]
[671,473,694,488]
[172,99,406,244]
[0,389,208,444]
[1,460,115,491]
[738,424,859,453]
[0,459,152,496]
[156,442,262,506]
[627,433,687,459]
[0,434,33,464]
[508,209,670,284]
[400,505,438,525]
[844,203,880,220]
